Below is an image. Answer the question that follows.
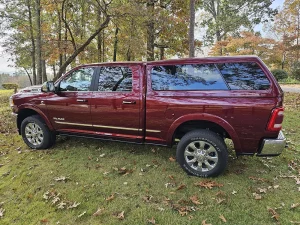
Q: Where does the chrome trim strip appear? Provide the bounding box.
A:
[146,129,161,133]
[54,121,141,131]
[54,121,93,127]
[257,131,286,156]
[93,124,140,131]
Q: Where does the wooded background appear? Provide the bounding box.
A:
[0,0,299,86]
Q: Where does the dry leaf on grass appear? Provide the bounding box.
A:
[253,193,262,200]
[219,214,227,222]
[93,208,104,216]
[106,194,115,201]
[114,211,125,220]
[169,157,176,162]
[67,202,80,209]
[143,195,153,203]
[78,211,86,218]
[194,180,223,189]
[202,219,212,225]
[54,176,70,182]
[291,203,300,209]
[190,195,202,205]
[268,208,280,221]
[0,208,5,218]
[147,217,156,224]
[176,184,186,190]
[40,218,48,223]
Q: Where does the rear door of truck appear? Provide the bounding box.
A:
[90,63,144,142]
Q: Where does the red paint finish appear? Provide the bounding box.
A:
[11,56,284,155]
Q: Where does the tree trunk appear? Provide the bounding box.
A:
[54,16,110,81]
[97,9,102,62]
[52,64,56,78]
[113,27,119,62]
[189,0,195,57]
[27,0,37,85]
[24,68,33,86]
[102,29,105,62]
[146,0,155,61]
[35,0,42,84]
[42,59,47,82]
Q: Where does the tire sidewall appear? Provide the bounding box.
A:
[21,116,49,149]
[177,131,228,178]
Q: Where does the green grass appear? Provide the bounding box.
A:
[1,92,300,224]
[279,77,300,84]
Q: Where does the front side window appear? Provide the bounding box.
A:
[151,64,228,91]
[60,67,94,91]
[217,62,270,90]
[98,66,132,92]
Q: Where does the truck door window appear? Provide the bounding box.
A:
[98,66,132,92]
[60,67,94,91]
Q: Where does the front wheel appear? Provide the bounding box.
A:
[21,115,56,149]
[176,129,228,177]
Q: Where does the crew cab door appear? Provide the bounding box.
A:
[90,65,143,142]
[46,66,96,132]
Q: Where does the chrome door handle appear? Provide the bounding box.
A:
[122,100,136,104]
[77,99,88,102]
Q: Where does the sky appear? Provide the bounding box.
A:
[0,0,285,74]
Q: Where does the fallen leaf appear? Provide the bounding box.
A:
[78,211,86,218]
[268,208,279,221]
[273,185,279,189]
[168,175,174,180]
[57,201,66,209]
[93,208,104,216]
[54,176,70,182]
[143,195,153,203]
[219,214,227,222]
[253,193,262,200]
[194,180,223,189]
[99,153,105,158]
[147,217,156,224]
[117,211,125,220]
[249,176,268,182]
[169,157,176,162]
[0,208,5,218]
[258,188,267,193]
[190,195,202,205]
[216,198,226,204]
[176,184,186,190]
[291,203,300,209]
[106,194,115,201]
[67,202,80,209]
[231,190,237,195]
[202,219,212,225]
[40,218,48,223]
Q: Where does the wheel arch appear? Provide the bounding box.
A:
[17,106,54,134]
[167,113,241,152]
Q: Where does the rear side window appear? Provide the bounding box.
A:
[151,64,228,91]
[98,66,132,92]
[217,62,270,90]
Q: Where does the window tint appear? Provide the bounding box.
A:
[151,64,228,91]
[60,67,94,91]
[217,62,270,90]
[98,66,132,92]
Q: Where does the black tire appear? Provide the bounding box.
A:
[21,115,56,149]
[176,129,228,177]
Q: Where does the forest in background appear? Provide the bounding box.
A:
[0,0,299,87]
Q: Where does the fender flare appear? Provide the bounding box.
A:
[17,104,54,131]
[166,113,241,152]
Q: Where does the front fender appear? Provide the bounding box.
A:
[166,113,241,152]
[17,104,54,131]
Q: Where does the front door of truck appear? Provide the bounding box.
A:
[46,66,96,132]
[90,65,143,142]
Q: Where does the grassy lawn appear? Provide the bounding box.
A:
[0,90,300,225]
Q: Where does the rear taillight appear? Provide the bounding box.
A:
[267,107,284,131]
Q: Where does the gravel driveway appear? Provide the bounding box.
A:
[280,84,300,93]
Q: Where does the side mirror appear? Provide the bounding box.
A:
[41,81,55,93]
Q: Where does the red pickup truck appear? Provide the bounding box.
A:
[10,56,286,177]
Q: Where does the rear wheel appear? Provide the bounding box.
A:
[176,129,228,177]
[21,115,56,149]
